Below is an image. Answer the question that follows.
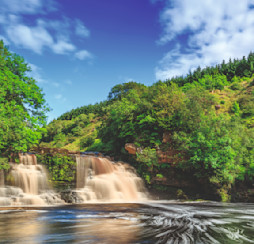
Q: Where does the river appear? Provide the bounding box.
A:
[1,201,254,243]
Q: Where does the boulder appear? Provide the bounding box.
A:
[125,143,137,155]
[215,105,221,110]
[60,189,84,204]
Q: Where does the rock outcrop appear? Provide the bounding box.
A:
[125,143,137,155]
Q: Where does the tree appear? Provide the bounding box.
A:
[0,40,49,160]
[107,81,146,100]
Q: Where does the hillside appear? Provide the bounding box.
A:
[41,53,254,201]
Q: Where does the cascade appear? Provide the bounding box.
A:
[0,153,63,206]
[74,156,148,202]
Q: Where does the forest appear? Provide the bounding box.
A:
[1,40,254,201]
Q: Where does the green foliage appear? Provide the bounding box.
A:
[37,154,76,182]
[230,82,242,90]
[41,113,98,150]
[107,81,146,100]
[136,147,158,168]
[144,174,151,184]
[173,111,254,200]
[86,139,104,152]
[231,76,241,83]
[80,133,96,149]
[0,40,48,155]
[0,157,10,170]
[57,101,108,120]
[136,147,158,184]
[238,91,254,118]
[232,101,240,116]
[197,74,229,91]
[156,173,164,179]
[42,51,254,202]
[99,87,163,155]
[164,52,254,88]
[217,186,231,202]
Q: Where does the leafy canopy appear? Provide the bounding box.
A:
[0,40,49,158]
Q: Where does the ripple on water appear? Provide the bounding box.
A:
[1,202,254,243]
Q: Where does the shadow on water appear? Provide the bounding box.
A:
[1,201,254,243]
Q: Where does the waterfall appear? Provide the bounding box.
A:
[74,156,148,202]
[10,154,49,195]
[0,153,63,206]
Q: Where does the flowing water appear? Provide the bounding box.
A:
[1,155,254,242]
[0,154,63,206]
[1,201,254,243]
[73,156,147,203]
[0,155,147,205]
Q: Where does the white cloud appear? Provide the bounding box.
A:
[75,19,90,38]
[28,63,47,83]
[7,24,53,54]
[156,0,254,80]
[75,50,93,60]
[52,39,76,54]
[0,0,43,14]
[0,0,92,58]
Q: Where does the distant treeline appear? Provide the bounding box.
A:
[57,101,109,120]
[164,52,254,87]
[57,81,146,120]
[57,52,254,121]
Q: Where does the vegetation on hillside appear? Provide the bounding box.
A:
[1,40,254,201]
[42,52,254,201]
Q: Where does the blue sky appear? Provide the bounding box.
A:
[1,0,254,122]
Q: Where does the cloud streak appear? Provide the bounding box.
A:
[156,0,254,80]
[75,19,90,38]
[0,0,92,58]
[0,0,43,14]
[75,50,93,61]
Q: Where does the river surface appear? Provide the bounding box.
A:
[1,201,254,243]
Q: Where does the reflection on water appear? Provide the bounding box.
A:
[1,202,254,243]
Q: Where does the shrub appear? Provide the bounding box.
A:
[37,154,76,182]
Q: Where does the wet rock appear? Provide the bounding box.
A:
[60,189,84,204]
[40,192,64,205]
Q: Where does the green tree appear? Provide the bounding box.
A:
[0,40,49,160]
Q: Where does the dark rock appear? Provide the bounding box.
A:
[215,105,221,110]
[60,189,83,204]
